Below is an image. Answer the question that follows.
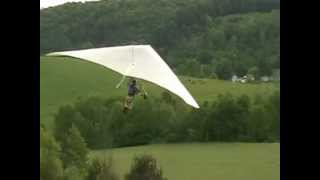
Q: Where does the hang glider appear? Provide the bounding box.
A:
[46,45,200,108]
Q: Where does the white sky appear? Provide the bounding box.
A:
[40,0,99,9]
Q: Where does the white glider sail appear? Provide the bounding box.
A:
[47,45,200,108]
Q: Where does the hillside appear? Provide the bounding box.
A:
[40,0,280,79]
[41,56,278,128]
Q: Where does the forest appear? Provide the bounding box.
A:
[40,0,280,79]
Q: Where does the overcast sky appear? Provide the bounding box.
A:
[40,0,99,9]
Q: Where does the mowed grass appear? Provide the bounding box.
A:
[90,143,280,180]
[40,56,279,128]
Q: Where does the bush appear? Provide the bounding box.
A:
[125,155,167,180]
[63,166,86,180]
[206,94,247,141]
[54,97,118,149]
[248,66,260,79]
[40,127,64,180]
[161,91,175,106]
[61,124,89,170]
[215,58,233,80]
[53,92,279,150]
[54,105,78,145]
[210,72,218,79]
[41,156,64,180]
[87,156,119,180]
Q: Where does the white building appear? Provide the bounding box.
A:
[231,75,238,82]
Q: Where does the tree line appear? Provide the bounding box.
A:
[53,90,280,150]
[40,0,280,79]
[41,90,279,179]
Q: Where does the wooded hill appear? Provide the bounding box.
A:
[40,0,280,79]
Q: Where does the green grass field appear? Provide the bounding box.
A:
[40,56,279,128]
[90,143,280,180]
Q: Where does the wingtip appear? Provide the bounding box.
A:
[191,103,200,109]
[45,52,53,56]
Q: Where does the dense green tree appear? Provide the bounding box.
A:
[197,50,213,64]
[52,91,279,150]
[125,155,167,180]
[73,97,114,149]
[41,0,280,80]
[248,66,260,79]
[177,59,201,77]
[215,58,233,80]
[235,95,251,141]
[264,90,280,140]
[54,105,78,144]
[40,127,64,180]
[87,157,119,180]
[61,125,89,170]
[247,105,270,141]
[63,166,86,180]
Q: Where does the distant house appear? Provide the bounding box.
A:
[240,79,247,83]
[230,75,247,83]
[231,75,238,82]
[231,75,251,83]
